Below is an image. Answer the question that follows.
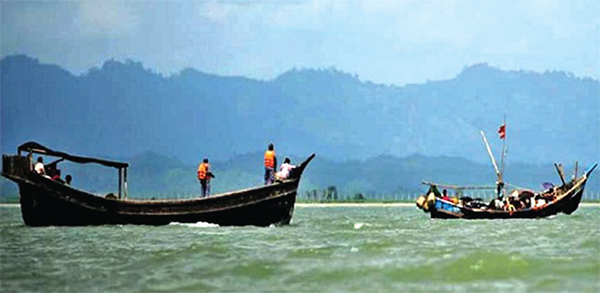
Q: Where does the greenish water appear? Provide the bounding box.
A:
[1,206,599,292]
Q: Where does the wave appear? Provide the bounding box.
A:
[168,221,219,228]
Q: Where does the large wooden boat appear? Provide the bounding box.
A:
[2,142,315,227]
[415,163,596,219]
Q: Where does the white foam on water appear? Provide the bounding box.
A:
[169,221,220,228]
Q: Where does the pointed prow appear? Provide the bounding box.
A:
[585,163,598,178]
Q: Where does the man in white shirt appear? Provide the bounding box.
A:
[276,157,295,180]
[34,156,45,175]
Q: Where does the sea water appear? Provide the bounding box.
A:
[1,205,599,292]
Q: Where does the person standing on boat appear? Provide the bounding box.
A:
[264,143,277,185]
[197,157,214,197]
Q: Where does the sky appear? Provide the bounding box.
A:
[1,0,599,86]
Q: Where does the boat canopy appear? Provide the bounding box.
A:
[18,141,128,169]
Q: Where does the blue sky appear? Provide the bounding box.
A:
[1,0,598,85]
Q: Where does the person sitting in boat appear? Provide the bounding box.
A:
[34,156,45,175]
[517,190,535,209]
[275,157,295,181]
[197,157,215,197]
[52,169,66,184]
[487,198,503,210]
[264,143,277,185]
[65,174,72,185]
[533,194,547,207]
[441,189,451,201]
[505,191,525,211]
[542,188,557,202]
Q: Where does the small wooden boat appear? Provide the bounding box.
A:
[415,124,597,219]
[415,163,596,219]
[2,142,315,227]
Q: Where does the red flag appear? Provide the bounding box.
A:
[498,124,506,139]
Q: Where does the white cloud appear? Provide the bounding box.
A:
[198,0,232,25]
[76,1,140,37]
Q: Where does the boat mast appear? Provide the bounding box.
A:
[480,131,504,198]
[480,131,501,179]
[499,115,507,181]
[499,115,507,198]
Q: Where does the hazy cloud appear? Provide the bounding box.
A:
[75,1,141,37]
[1,0,598,84]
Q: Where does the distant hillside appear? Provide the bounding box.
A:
[1,55,598,165]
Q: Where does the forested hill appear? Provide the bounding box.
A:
[1,54,599,165]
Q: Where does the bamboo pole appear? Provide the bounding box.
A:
[480,131,501,181]
[554,163,567,186]
[499,115,507,180]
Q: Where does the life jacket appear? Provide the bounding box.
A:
[197,163,209,180]
[264,150,275,168]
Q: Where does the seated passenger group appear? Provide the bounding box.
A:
[438,186,557,212]
[34,156,71,185]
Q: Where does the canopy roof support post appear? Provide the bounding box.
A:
[27,151,33,172]
[118,168,122,199]
[124,167,128,199]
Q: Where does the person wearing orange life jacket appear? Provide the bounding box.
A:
[197,157,215,197]
[264,143,277,185]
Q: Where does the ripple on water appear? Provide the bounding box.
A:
[0,206,598,292]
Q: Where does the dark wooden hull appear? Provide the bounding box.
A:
[562,188,584,215]
[8,173,299,227]
[2,144,314,227]
[427,175,589,220]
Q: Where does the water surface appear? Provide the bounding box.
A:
[1,205,599,292]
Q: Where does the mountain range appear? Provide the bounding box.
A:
[1,55,598,165]
[1,55,599,200]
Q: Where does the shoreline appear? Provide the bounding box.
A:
[2,203,600,208]
[295,202,600,207]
